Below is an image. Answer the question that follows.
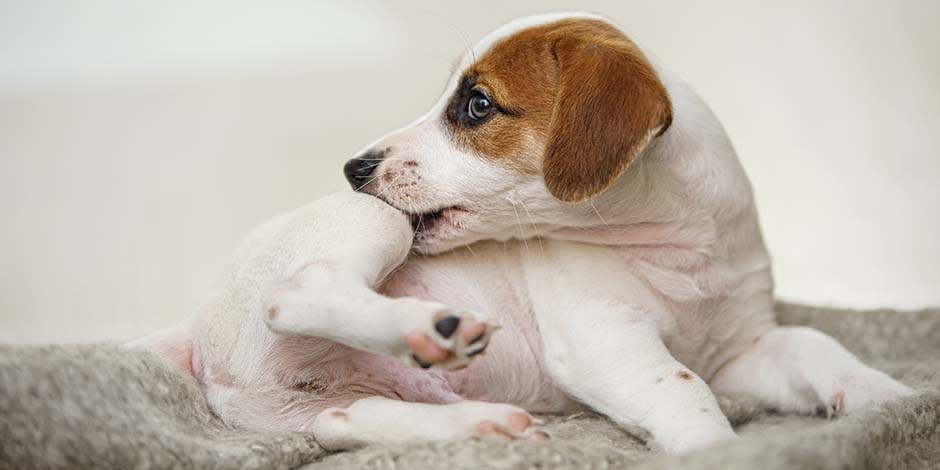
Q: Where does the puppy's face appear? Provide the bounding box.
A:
[345,14,672,254]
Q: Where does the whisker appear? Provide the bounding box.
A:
[355,171,383,191]
[354,159,413,191]
[404,199,419,216]
[510,201,529,255]
[373,173,406,200]
[356,157,405,162]
[590,199,610,227]
[429,11,477,69]
[463,242,478,259]
[519,200,544,257]
[417,210,426,234]
[404,198,428,241]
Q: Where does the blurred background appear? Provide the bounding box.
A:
[1,0,938,344]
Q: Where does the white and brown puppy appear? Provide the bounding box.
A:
[134,13,912,454]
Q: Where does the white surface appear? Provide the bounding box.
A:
[1,0,938,343]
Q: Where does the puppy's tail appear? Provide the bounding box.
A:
[127,319,196,376]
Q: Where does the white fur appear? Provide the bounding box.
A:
[131,13,912,455]
[312,397,539,450]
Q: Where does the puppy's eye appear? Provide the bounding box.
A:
[467,93,493,121]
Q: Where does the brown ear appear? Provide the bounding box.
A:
[542,27,672,203]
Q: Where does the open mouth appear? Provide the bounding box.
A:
[406,206,464,232]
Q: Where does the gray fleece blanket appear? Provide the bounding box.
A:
[1,302,938,470]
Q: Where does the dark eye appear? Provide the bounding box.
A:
[467,92,493,121]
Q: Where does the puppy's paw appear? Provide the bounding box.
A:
[405,309,497,371]
[475,410,549,441]
[311,399,546,450]
[826,370,913,416]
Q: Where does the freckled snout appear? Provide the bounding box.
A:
[343,149,384,190]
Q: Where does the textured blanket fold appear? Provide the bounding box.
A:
[1,302,938,470]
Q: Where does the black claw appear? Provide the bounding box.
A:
[468,330,486,345]
[412,354,432,369]
[434,316,461,338]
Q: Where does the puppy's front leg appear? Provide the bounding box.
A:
[526,241,736,454]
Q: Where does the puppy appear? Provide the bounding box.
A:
[134,13,911,454]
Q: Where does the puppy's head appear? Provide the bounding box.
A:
[345,14,672,253]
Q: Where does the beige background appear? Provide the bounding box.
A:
[1,1,938,344]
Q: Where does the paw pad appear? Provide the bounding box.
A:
[406,311,495,371]
[475,411,548,441]
[434,316,460,338]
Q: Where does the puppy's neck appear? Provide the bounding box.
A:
[539,75,720,251]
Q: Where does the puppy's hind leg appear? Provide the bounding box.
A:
[311,396,548,450]
[262,193,494,370]
[709,326,913,416]
[264,264,495,370]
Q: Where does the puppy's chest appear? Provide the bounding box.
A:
[380,241,721,335]
[381,242,534,323]
[381,242,540,355]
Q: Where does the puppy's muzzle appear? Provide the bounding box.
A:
[343,149,384,190]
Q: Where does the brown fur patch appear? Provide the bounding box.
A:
[445,18,672,200]
[678,371,693,380]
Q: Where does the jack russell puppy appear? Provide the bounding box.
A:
[134,13,912,454]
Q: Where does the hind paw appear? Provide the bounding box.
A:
[823,371,913,417]
[405,310,496,371]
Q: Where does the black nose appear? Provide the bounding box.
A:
[343,150,383,189]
